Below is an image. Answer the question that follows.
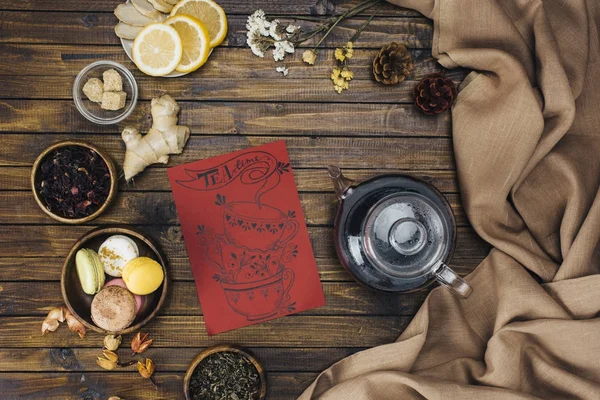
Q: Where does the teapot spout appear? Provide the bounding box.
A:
[327,165,354,201]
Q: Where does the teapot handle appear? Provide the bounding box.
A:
[434,263,473,298]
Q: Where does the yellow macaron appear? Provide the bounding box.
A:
[122,257,164,295]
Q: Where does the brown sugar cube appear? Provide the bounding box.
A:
[101,91,127,111]
[103,69,123,92]
[82,78,104,103]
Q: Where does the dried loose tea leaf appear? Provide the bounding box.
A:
[188,351,261,400]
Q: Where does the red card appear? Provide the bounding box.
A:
[168,141,325,335]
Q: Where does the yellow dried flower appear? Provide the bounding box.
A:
[331,67,341,80]
[333,76,346,87]
[302,50,317,65]
[345,42,354,59]
[334,48,345,62]
[341,67,354,80]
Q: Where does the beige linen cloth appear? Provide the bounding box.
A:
[299,0,600,399]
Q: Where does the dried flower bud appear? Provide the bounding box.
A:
[104,334,122,351]
[97,350,119,370]
[137,358,155,379]
[41,307,66,335]
[302,50,317,65]
[131,332,153,355]
[64,309,86,339]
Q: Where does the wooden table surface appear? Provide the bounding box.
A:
[0,1,485,398]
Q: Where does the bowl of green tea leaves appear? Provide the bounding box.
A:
[184,345,266,400]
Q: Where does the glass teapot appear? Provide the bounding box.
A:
[328,166,472,298]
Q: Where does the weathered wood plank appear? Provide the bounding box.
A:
[0,257,482,282]
[0,100,455,141]
[0,13,432,48]
[0,347,362,372]
[0,316,407,347]
[0,371,316,400]
[0,167,460,192]
[0,191,467,226]
[0,281,428,316]
[0,45,463,80]
[0,99,453,136]
[0,225,489,259]
[0,75,465,103]
[0,135,456,170]
[1,0,419,16]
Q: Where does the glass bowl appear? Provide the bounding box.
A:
[73,60,138,125]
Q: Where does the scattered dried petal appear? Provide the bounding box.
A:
[131,332,153,355]
[104,334,122,351]
[276,66,289,76]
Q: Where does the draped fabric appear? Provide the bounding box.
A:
[299,0,600,398]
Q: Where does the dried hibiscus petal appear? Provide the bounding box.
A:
[34,146,110,219]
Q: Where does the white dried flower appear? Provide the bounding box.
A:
[246,9,271,37]
[286,24,300,34]
[276,66,289,76]
[268,20,285,40]
[273,40,295,61]
[247,30,267,58]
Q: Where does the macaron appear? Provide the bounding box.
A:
[98,235,139,277]
[75,248,105,295]
[104,278,144,314]
[91,286,137,332]
[122,257,164,295]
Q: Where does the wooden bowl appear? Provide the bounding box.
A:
[61,226,168,334]
[184,345,267,400]
[31,140,118,224]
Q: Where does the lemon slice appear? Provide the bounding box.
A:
[164,15,211,73]
[170,0,228,48]
[132,23,183,76]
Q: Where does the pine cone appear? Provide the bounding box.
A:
[413,73,457,115]
[372,42,414,85]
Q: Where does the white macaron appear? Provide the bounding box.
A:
[98,235,139,277]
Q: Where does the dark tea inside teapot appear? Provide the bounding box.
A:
[328,166,472,298]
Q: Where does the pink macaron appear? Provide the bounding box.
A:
[104,278,144,314]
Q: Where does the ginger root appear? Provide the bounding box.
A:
[122,94,190,181]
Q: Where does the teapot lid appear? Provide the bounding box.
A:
[332,173,456,292]
[362,192,448,279]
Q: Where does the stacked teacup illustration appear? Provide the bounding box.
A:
[198,197,299,321]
